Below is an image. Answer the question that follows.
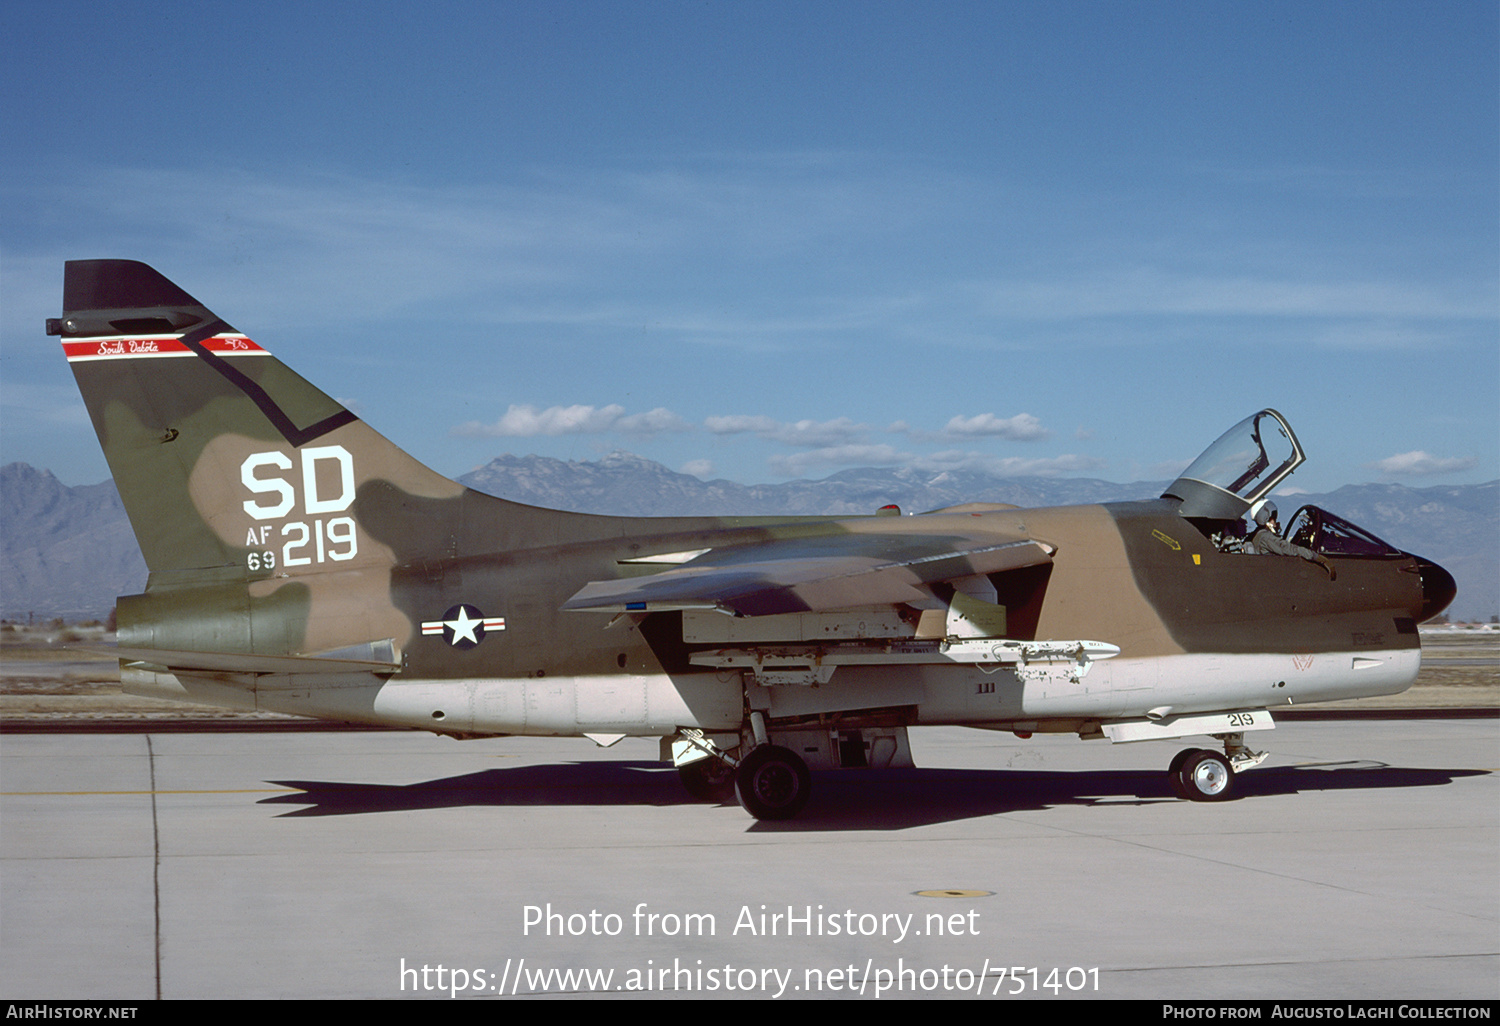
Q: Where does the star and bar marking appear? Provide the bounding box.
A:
[421,605,506,649]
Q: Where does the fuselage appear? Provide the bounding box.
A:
[121,494,1428,737]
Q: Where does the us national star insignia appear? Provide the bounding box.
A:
[421,604,506,650]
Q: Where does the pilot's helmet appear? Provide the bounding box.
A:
[1251,500,1278,527]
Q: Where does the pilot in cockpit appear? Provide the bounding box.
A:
[1248,501,1336,580]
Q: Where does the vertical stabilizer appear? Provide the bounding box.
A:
[51,260,465,581]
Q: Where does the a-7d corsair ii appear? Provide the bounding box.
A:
[51,260,1455,819]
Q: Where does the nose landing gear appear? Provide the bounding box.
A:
[1168,732,1267,801]
[1170,748,1234,800]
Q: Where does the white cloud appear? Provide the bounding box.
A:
[705,415,870,447]
[769,418,870,446]
[680,459,715,479]
[939,412,1050,441]
[452,403,687,438]
[704,414,782,436]
[891,412,1052,444]
[614,408,692,435]
[1366,451,1479,477]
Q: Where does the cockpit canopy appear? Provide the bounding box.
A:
[1283,505,1403,558]
[1163,409,1305,520]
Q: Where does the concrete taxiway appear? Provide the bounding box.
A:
[2,720,1495,1000]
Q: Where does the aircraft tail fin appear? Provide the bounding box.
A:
[51,260,467,581]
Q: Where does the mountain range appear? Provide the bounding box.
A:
[3,455,1495,621]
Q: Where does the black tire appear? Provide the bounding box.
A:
[1167,748,1203,800]
[678,758,736,802]
[1179,749,1234,802]
[735,745,812,820]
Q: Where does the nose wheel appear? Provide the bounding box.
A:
[1168,747,1235,801]
[1166,728,1269,802]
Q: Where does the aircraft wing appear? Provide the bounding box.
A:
[563,531,1053,616]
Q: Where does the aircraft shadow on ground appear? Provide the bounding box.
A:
[259,760,1488,830]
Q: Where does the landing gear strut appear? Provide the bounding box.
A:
[678,757,736,802]
[735,744,811,820]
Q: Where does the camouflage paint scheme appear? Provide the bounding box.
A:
[52,260,1455,817]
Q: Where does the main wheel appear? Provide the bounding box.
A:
[678,757,736,802]
[735,745,811,820]
[1178,749,1234,802]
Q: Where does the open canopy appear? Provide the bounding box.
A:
[1163,409,1305,520]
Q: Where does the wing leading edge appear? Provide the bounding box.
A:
[563,530,1055,616]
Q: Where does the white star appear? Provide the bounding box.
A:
[445,606,481,646]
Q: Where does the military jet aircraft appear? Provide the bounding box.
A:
[50,260,1455,819]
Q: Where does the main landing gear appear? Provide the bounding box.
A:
[676,744,812,819]
[733,744,812,821]
[1167,731,1267,802]
[671,724,813,819]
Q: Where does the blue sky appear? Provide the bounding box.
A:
[3,1,1495,495]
